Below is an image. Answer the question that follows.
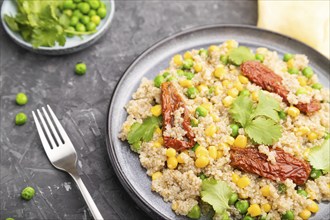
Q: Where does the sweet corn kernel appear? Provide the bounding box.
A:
[261,185,271,197]
[171,202,178,211]
[296,126,310,136]
[208,146,217,159]
[234,81,244,91]
[167,157,178,169]
[201,102,212,111]
[153,142,161,148]
[195,156,209,168]
[225,136,235,145]
[287,106,300,117]
[155,127,162,135]
[232,173,240,183]
[307,200,319,213]
[287,59,294,69]
[213,66,226,79]
[211,113,220,122]
[248,204,262,217]
[226,40,238,49]
[308,132,318,141]
[166,148,176,157]
[173,54,183,66]
[214,86,221,95]
[299,209,311,220]
[252,91,259,101]
[195,146,209,158]
[233,135,248,148]
[239,193,248,199]
[227,88,239,98]
[194,63,203,72]
[217,150,224,159]
[237,176,250,188]
[151,105,162,117]
[205,125,217,137]
[184,51,193,60]
[261,203,271,213]
[157,137,164,145]
[179,80,193,88]
[222,96,234,107]
[222,80,231,88]
[238,75,249,84]
[298,76,307,86]
[208,45,220,53]
[303,148,310,160]
[152,171,162,180]
[197,84,208,93]
[177,153,185,164]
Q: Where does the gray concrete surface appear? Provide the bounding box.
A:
[0,1,257,219]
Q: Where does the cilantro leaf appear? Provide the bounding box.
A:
[228,46,255,66]
[229,94,253,127]
[4,15,19,32]
[251,91,281,122]
[201,179,232,215]
[245,117,282,145]
[308,139,330,173]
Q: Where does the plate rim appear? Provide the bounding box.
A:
[106,24,330,220]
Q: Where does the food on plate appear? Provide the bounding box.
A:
[119,40,330,219]
[15,92,28,105]
[75,62,87,75]
[4,0,108,48]
[21,186,35,200]
[15,112,27,125]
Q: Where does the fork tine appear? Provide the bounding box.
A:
[47,105,71,143]
[32,111,53,153]
[42,107,63,146]
[36,109,57,149]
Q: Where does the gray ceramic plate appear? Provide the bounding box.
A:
[106,25,330,220]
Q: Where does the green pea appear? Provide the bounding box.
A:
[198,49,208,57]
[97,7,107,19]
[6,218,15,220]
[240,89,250,96]
[89,0,100,9]
[73,0,82,3]
[21,186,35,200]
[91,15,101,25]
[15,113,27,125]
[72,9,83,18]
[278,110,287,120]
[230,124,239,137]
[190,118,199,127]
[63,0,75,9]
[283,53,293,62]
[75,23,86,32]
[235,200,249,214]
[66,26,75,37]
[184,71,194,80]
[281,210,294,220]
[199,173,207,180]
[167,76,177,82]
[325,132,330,140]
[70,16,79,26]
[260,215,267,220]
[302,67,314,79]
[162,72,170,78]
[296,88,307,95]
[177,69,184,76]
[153,75,164,88]
[243,216,255,220]
[86,22,96,31]
[191,143,200,151]
[278,183,287,194]
[220,55,228,65]
[288,68,299,75]
[100,2,106,8]
[88,9,97,17]
[75,62,87,75]
[79,2,90,14]
[310,168,322,179]
[182,59,194,70]
[221,212,230,220]
[187,204,201,219]
[228,193,238,205]
[311,83,323,90]
[63,9,73,17]
[255,54,265,62]
[195,106,208,117]
[80,15,90,25]
[187,87,198,99]
[16,93,28,105]
[297,189,308,197]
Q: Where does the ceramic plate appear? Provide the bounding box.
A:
[106,25,330,220]
[1,0,115,55]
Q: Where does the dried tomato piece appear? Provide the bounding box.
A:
[241,61,321,114]
[230,147,311,185]
[161,82,195,151]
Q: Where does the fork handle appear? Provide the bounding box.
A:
[70,173,104,220]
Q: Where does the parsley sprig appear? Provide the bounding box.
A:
[229,91,282,145]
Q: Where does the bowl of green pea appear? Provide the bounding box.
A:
[1,0,115,55]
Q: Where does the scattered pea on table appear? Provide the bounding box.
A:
[21,186,35,201]
[15,112,27,125]
[16,92,28,105]
[75,62,87,75]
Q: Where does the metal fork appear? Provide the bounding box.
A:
[32,105,103,220]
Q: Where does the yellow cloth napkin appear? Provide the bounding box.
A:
[258,0,329,58]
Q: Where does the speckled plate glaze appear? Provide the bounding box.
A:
[106,25,330,220]
[1,0,115,55]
